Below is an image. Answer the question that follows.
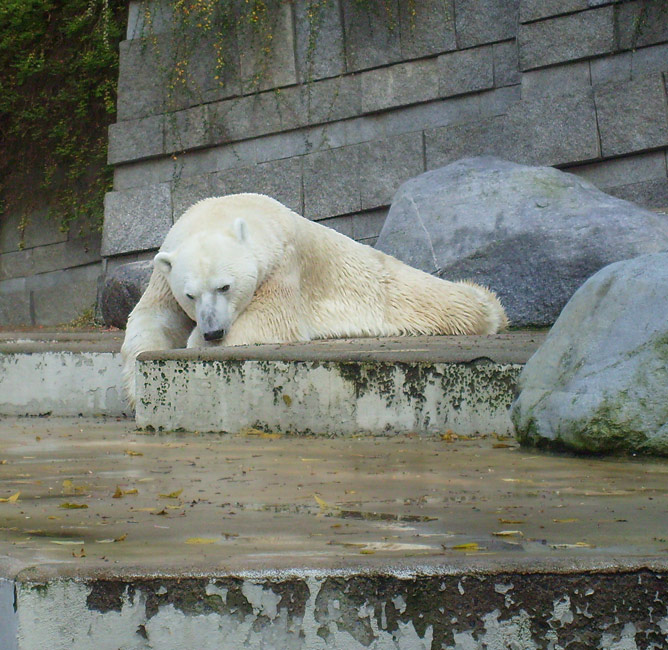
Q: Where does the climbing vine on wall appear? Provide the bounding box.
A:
[0,0,126,241]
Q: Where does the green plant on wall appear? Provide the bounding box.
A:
[0,0,126,243]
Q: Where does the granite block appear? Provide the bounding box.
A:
[0,278,31,326]
[361,59,440,113]
[164,105,210,153]
[171,174,213,219]
[616,0,668,50]
[595,74,668,157]
[590,51,633,85]
[342,0,402,71]
[439,45,494,97]
[358,132,424,209]
[102,183,172,256]
[567,151,667,188]
[455,0,519,48]
[294,0,345,82]
[493,40,521,87]
[519,0,587,23]
[114,158,179,191]
[108,115,164,165]
[518,6,614,70]
[399,0,456,59]
[238,2,297,93]
[303,146,361,218]
[521,61,591,98]
[210,157,303,214]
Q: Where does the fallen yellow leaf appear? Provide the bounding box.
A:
[185,537,217,544]
[124,450,143,457]
[159,489,183,499]
[359,549,376,555]
[314,494,333,510]
[451,543,480,551]
[492,530,524,537]
[112,486,123,499]
[282,394,292,407]
[553,518,579,523]
[498,518,525,524]
[59,502,88,509]
[0,492,20,503]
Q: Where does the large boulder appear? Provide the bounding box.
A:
[100,260,152,328]
[375,157,668,327]
[512,252,668,455]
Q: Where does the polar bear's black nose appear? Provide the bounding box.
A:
[203,329,225,341]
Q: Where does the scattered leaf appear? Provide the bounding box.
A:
[493,443,516,449]
[0,492,20,503]
[185,537,217,544]
[72,547,86,558]
[440,430,458,442]
[112,486,123,499]
[314,494,335,510]
[359,549,376,555]
[125,450,143,457]
[492,530,524,537]
[123,489,138,495]
[553,518,579,523]
[158,489,183,499]
[51,540,85,545]
[241,427,281,439]
[551,542,595,549]
[114,534,127,542]
[282,394,292,407]
[47,516,61,520]
[136,507,157,512]
[451,543,480,551]
[59,502,88,509]
[498,518,525,524]
[0,460,6,465]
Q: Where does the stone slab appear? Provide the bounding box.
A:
[454,0,519,48]
[1,414,668,647]
[518,6,615,70]
[399,0,456,59]
[594,74,668,157]
[0,278,31,328]
[102,183,172,257]
[134,333,545,435]
[438,45,494,98]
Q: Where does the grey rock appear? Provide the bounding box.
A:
[607,179,668,210]
[568,151,668,190]
[375,157,668,327]
[594,74,668,158]
[342,0,402,71]
[102,184,172,256]
[632,43,668,77]
[399,0,456,59]
[164,105,210,154]
[518,6,614,70]
[100,260,154,329]
[171,174,213,219]
[520,61,591,100]
[361,59,439,113]
[478,85,521,118]
[438,45,494,98]
[454,0,519,48]
[113,157,179,191]
[512,252,668,456]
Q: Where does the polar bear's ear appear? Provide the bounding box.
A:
[233,218,249,243]
[153,251,173,276]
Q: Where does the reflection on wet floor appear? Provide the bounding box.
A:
[0,415,667,574]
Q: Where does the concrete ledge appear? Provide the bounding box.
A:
[136,334,545,435]
[0,331,127,417]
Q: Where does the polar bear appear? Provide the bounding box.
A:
[121,194,507,406]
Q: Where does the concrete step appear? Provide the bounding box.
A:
[0,330,127,417]
[1,416,667,649]
[136,332,545,435]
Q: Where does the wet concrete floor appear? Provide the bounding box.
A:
[0,416,667,579]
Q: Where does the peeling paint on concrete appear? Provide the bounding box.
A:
[136,357,521,435]
[9,570,668,649]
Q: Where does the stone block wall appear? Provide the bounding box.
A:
[0,212,102,327]
[104,0,668,271]
[1,0,658,328]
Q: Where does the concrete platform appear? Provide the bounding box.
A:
[136,333,546,436]
[1,416,668,648]
[0,330,127,417]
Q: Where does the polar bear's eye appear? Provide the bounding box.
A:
[218,285,230,293]
[185,293,195,300]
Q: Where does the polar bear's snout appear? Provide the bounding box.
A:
[203,328,226,341]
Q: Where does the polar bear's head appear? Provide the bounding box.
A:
[153,218,258,342]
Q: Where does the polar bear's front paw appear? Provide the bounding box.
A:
[186,326,207,348]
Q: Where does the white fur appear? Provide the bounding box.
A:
[121,194,508,407]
